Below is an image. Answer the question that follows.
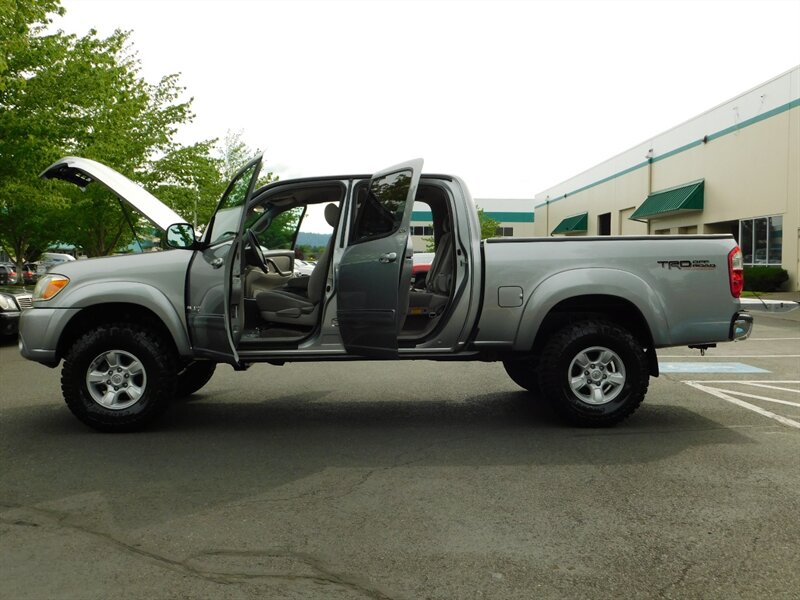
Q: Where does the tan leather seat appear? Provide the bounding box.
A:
[255,204,339,326]
[408,220,454,316]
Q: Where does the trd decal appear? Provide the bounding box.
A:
[657,259,716,270]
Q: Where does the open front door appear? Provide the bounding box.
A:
[337,159,423,357]
[186,156,262,364]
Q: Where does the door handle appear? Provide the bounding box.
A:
[379,252,398,263]
[211,257,224,269]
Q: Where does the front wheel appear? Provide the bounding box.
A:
[61,323,178,432]
[538,320,649,427]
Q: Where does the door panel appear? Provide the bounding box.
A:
[186,156,262,363]
[337,159,423,357]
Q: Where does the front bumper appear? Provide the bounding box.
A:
[730,312,753,341]
[0,311,20,336]
[18,306,80,367]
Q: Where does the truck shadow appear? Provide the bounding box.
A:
[3,389,753,532]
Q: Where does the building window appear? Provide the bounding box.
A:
[410,225,433,236]
[654,228,671,235]
[597,213,611,235]
[678,226,697,234]
[494,226,514,237]
[739,216,782,265]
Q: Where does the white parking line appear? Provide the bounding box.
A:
[747,337,800,341]
[741,382,800,394]
[718,389,800,408]
[684,380,800,384]
[659,355,800,358]
[685,381,800,430]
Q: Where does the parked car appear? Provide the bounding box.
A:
[19,155,775,433]
[36,252,75,275]
[293,259,316,277]
[22,264,38,285]
[0,264,17,285]
[0,285,33,337]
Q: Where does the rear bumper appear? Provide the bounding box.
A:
[730,312,753,341]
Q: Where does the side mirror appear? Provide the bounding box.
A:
[166,223,197,249]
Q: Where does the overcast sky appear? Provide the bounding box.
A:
[56,0,800,201]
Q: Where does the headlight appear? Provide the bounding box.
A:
[33,274,70,301]
[0,294,17,311]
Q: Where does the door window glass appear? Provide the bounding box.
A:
[351,170,412,244]
[206,161,260,246]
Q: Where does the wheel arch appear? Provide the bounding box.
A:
[56,302,190,364]
[527,294,660,377]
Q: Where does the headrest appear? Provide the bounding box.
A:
[324,203,340,228]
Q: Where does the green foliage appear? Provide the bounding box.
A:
[477,206,500,240]
[743,266,789,292]
[219,129,276,189]
[261,207,302,249]
[0,0,63,91]
[147,141,225,228]
[0,1,251,264]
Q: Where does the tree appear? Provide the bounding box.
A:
[0,0,63,91]
[0,1,225,268]
[218,129,276,189]
[0,0,69,276]
[477,206,500,240]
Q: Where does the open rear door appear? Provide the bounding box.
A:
[337,159,423,357]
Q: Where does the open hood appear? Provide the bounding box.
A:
[40,156,186,231]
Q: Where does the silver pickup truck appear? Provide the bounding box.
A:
[20,155,758,431]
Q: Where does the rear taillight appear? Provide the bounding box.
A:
[728,246,744,298]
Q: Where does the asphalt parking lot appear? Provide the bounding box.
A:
[1,311,798,599]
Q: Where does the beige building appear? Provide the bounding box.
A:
[535,66,800,290]
[410,198,535,252]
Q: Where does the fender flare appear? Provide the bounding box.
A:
[513,268,671,351]
[58,281,191,356]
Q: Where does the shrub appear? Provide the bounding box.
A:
[743,266,788,292]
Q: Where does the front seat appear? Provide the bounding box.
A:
[255,203,339,326]
[407,219,455,316]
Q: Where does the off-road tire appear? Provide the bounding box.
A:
[61,323,178,432]
[175,361,217,398]
[502,355,541,396]
[539,319,648,427]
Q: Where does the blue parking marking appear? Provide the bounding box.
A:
[659,362,769,374]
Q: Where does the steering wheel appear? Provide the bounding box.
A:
[246,230,292,276]
[246,230,270,274]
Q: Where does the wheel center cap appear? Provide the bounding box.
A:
[111,374,124,385]
[590,370,603,381]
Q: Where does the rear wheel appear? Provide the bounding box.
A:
[61,323,177,432]
[538,319,648,426]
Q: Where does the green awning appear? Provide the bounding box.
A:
[551,212,588,235]
[630,180,704,220]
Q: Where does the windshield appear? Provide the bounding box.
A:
[206,160,261,245]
